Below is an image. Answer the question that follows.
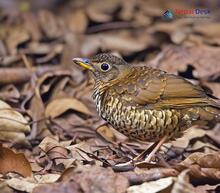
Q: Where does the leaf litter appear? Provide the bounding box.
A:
[0,0,220,192]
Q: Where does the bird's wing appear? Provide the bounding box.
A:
[116,67,212,109]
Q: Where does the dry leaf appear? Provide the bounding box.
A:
[0,181,14,193]
[33,180,82,193]
[188,141,218,153]
[194,184,219,193]
[66,9,88,33]
[0,1,220,192]
[6,174,60,193]
[171,127,206,148]
[6,177,37,193]
[0,100,30,132]
[67,141,94,162]
[81,33,150,56]
[39,136,60,151]
[0,131,30,145]
[127,177,174,193]
[175,152,220,180]
[193,23,220,38]
[0,145,32,177]
[86,0,119,22]
[181,152,220,169]
[38,136,74,169]
[71,166,129,193]
[5,26,30,55]
[0,100,30,144]
[38,10,62,39]
[96,124,117,143]
[45,98,93,118]
[171,170,195,193]
[34,173,60,183]
[153,44,220,78]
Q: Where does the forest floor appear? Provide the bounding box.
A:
[0,0,220,192]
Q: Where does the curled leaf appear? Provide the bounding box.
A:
[45,98,93,118]
[127,177,174,193]
[0,100,30,144]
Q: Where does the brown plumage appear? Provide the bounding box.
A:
[73,53,220,163]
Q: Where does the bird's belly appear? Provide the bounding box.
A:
[99,96,188,141]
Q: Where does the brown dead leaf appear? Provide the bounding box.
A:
[171,170,195,193]
[194,184,219,193]
[121,168,179,184]
[38,10,62,39]
[0,85,20,102]
[188,141,218,153]
[29,90,49,139]
[175,152,220,180]
[5,25,30,55]
[66,9,88,33]
[193,23,220,38]
[34,173,60,183]
[81,32,151,56]
[171,127,206,149]
[0,40,7,57]
[0,100,30,144]
[127,176,173,193]
[189,166,220,181]
[68,165,129,193]
[45,98,93,118]
[57,167,74,182]
[206,125,220,145]
[38,136,74,170]
[0,132,30,145]
[118,0,136,21]
[181,152,220,169]
[0,181,14,193]
[33,180,82,193]
[86,0,119,22]
[23,12,42,41]
[6,177,37,193]
[152,44,220,78]
[39,136,60,151]
[6,174,60,193]
[0,145,32,177]
[67,139,106,163]
[39,137,69,160]
[0,2,220,192]
[96,124,117,143]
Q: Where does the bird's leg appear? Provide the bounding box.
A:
[113,136,168,169]
[141,135,168,163]
[132,140,163,161]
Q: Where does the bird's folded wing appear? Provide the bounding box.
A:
[131,72,211,109]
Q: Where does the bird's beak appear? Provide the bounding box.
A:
[72,57,95,72]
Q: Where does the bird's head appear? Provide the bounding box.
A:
[72,53,131,82]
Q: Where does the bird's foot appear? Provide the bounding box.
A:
[112,160,136,171]
[112,136,168,171]
[112,156,156,172]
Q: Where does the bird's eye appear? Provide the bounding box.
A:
[100,63,110,71]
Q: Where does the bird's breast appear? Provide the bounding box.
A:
[93,84,186,141]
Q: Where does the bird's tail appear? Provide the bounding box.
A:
[197,99,220,124]
[187,99,220,126]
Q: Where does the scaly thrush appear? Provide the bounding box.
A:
[73,53,220,164]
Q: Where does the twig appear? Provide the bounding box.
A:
[0,66,70,85]
[86,21,143,34]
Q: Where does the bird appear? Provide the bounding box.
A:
[72,53,220,164]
